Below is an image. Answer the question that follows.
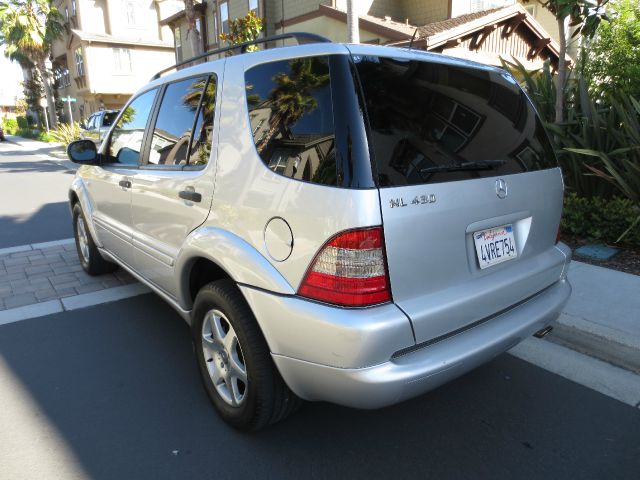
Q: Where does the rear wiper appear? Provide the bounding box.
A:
[420,160,506,174]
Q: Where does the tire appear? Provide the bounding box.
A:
[72,203,117,275]
[192,279,301,431]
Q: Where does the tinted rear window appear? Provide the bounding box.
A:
[353,56,556,187]
[103,112,118,127]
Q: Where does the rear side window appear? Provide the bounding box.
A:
[244,56,338,186]
[353,56,557,187]
[102,111,118,127]
[187,77,216,167]
[148,76,210,166]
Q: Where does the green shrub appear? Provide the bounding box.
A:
[16,128,37,139]
[37,131,55,142]
[2,118,18,134]
[562,193,640,247]
[16,116,29,129]
[49,122,82,148]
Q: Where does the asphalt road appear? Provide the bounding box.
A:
[0,138,74,248]
[1,295,639,480]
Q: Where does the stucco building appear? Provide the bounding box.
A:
[50,0,178,122]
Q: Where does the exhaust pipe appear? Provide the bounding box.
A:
[533,326,553,338]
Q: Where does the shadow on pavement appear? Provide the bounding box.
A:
[0,201,72,248]
[0,294,639,479]
[0,158,74,174]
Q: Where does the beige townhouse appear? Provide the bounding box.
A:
[50,0,178,122]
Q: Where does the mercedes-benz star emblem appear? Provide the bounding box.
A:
[495,178,508,199]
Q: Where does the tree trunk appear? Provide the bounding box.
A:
[346,0,360,43]
[184,0,203,61]
[555,16,567,124]
[35,60,57,129]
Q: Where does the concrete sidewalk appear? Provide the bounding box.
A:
[0,239,135,311]
[549,261,640,374]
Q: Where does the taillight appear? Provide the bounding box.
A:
[298,227,391,307]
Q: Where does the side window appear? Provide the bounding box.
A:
[147,76,211,166]
[108,89,157,165]
[244,56,337,186]
[187,76,216,167]
[86,115,96,130]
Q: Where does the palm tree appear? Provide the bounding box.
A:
[183,0,202,61]
[0,0,63,127]
[255,57,330,153]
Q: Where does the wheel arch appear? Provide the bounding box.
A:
[69,177,102,247]
[176,227,295,310]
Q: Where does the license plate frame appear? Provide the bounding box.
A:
[473,224,518,269]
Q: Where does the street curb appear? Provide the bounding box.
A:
[549,313,640,375]
[0,237,75,257]
[509,337,640,408]
[0,283,151,326]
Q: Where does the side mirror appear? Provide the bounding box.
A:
[67,139,98,164]
[79,122,87,130]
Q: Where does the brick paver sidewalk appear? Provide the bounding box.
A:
[0,239,134,311]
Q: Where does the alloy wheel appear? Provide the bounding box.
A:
[201,309,248,406]
[76,215,90,263]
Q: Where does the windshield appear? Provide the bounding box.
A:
[353,55,557,187]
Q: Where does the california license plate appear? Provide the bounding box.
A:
[473,224,517,269]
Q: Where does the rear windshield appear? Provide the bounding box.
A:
[103,111,118,127]
[353,55,557,187]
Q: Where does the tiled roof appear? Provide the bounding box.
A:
[417,7,506,38]
[356,12,417,37]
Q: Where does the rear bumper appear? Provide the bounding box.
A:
[263,278,571,409]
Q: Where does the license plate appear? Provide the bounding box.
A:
[473,224,517,269]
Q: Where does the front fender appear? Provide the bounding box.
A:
[69,175,102,248]
[175,227,295,308]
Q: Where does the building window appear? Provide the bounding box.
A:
[65,6,69,22]
[220,1,229,34]
[72,0,76,16]
[174,27,182,62]
[54,67,72,87]
[60,68,71,87]
[452,0,514,17]
[126,0,137,26]
[113,48,132,73]
[248,0,258,14]
[74,48,84,77]
[211,7,219,43]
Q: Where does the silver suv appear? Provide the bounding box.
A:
[67,35,572,431]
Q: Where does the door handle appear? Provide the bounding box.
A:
[119,179,131,188]
[178,190,202,203]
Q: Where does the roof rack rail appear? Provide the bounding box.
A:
[150,32,332,80]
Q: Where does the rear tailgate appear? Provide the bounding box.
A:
[379,170,565,343]
[351,49,567,343]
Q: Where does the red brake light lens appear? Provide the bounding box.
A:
[298,227,391,307]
